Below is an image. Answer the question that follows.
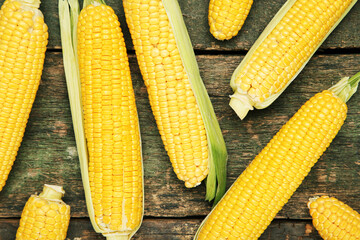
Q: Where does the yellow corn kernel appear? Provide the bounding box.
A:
[123,0,209,188]
[16,185,70,240]
[77,2,143,235]
[230,0,356,120]
[209,0,253,40]
[0,0,48,191]
[195,88,349,239]
[308,196,360,240]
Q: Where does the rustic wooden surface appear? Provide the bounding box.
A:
[0,0,359,239]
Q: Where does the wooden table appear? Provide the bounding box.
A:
[0,0,359,239]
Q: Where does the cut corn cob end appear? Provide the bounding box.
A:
[229,85,283,119]
[308,196,360,239]
[16,184,70,240]
[103,233,132,240]
[229,91,254,120]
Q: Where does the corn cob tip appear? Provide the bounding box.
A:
[39,184,65,201]
[229,92,254,120]
[308,196,360,239]
[307,196,320,209]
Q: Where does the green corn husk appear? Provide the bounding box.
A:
[59,0,143,239]
[229,0,358,120]
[162,0,228,204]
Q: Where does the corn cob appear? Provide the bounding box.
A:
[230,0,357,120]
[194,72,360,240]
[308,196,360,239]
[208,0,253,40]
[0,0,48,191]
[59,0,143,238]
[123,0,227,203]
[16,184,70,240]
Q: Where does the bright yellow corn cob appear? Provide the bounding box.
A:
[123,0,227,203]
[194,72,360,240]
[59,0,143,238]
[230,0,357,120]
[0,0,48,191]
[208,0,253,40]
[78,1,143,235]
[308,196,360,239]
[16,184,70,240]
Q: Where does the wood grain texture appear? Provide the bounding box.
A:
[0,0,359,50]
[0,218,323,239]
[0,52,358,220]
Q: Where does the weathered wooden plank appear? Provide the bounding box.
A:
[0,218,323,239]
[0,0,359,50]
[0,52,359,219]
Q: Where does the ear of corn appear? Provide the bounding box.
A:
[308,196,360,239]
[229,0,358,120]
[123,0,227,203]
[208,0,253,40]
[59,0,143,238]
[16,184,71,240]
[194,72,360,240]
[0,0,48,191]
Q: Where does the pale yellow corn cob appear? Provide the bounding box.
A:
[209,0,253,40]
[230,0,357,120]
[308,196,360,240]
[195,72,360,239]
[77,1,143,238]
[16,185,70,240]
[0,0,48,191]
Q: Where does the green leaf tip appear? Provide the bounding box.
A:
[329,71,360,103]
[162,0,228,204]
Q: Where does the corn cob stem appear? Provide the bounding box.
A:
[39,184,65,200]
[105,234,129,240]
[83,0,103,7]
